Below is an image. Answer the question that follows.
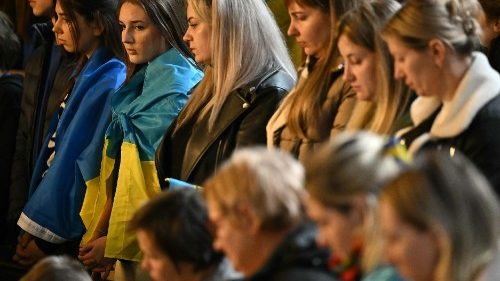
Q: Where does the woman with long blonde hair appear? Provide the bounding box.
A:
[156,0,296,186]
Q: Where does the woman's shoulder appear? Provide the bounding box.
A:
[255,68,295,94]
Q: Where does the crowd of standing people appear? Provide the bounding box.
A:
[0,0,499,280]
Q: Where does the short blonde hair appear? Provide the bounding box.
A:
[203,147,304,231]
[381,151,500,281]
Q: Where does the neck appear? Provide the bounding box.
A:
[244,227,292,277]
[439,54,472,102]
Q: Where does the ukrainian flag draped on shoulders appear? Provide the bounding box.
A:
[18,48,126,243]
[80,48,203,261]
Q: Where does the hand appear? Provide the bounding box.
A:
[79,236,111,268]
[90,263,114,281]
[13,233,46,266]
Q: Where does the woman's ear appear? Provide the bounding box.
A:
[349,195,369,227]
[427,38,447,68]
[493,18,500,34]
[237,202,261,235]
[92,19,104,37]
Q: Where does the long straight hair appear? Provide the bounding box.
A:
[118,0,194,61]
[282,0,362,138]
[55,0,124,95]
[338,0,411,134]
[117,0,195,78]
[177,0,296,130]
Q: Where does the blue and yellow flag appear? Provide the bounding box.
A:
[18,48,126,243]
[80,48,202,261]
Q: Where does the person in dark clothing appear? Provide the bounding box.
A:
[0,11,23,245]
[204,148,335,281]
[6,0,75,248]
[155,0,296,186]
[384,0,500,196]
[478,0,500,72]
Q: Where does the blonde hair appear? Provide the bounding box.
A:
[305,132,407,273]
[284,0,362,138]
[179,0,296,129]
[338,0,412,134]
[382,0,480,55]
[203,147,305,232]
[381,151,500,281]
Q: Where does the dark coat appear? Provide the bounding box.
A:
[487,36,500,73]
[7,22,75,229]
[400,95,500,196]
[245,223,336,281]
[156,68,294,186]
[0,73,22,239]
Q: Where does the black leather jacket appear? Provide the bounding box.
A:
[156,68,295,186]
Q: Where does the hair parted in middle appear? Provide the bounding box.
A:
[117,0,195,61]
[338,0,411,134]
[282,0,363,139]
[177,0,296,130]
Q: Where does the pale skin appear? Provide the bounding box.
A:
[52,0,102,59]
[338,34,377,101]
[119,2,168,64]
[183,2,212,65]
[207,199,291,277]
[286,0,331,60]
[385,35,471,102]
[379,199,440,281]
[305,195,365,261]
[28,0,53,17]
[137,230,213,281]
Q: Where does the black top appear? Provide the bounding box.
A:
[0,73,22,240]
[246,222,336,281]
[156,68,294,186]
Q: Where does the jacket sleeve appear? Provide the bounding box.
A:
[7,51,44,225]
[235,86,287,148]
[458,112,500,196]
[328,78,356,139]
[0,80,22,226]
